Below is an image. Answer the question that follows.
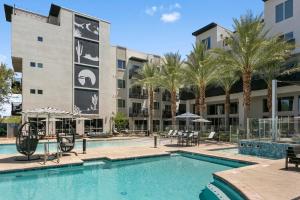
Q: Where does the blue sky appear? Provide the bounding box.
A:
[0,0,263,68]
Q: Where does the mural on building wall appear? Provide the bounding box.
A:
[75,65,99,89]
[73,14,100,115]
[75,38,99,66]
[74,89,99,114]
[74,15,99,40]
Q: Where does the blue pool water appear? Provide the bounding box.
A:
[0,138,153,154]
[0,153,247,200]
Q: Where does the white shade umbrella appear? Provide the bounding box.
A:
[294,116,300,119]
[176,112,200,131]
[192,118,211,123]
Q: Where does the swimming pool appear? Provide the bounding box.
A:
[0,153,248,200]
[0,138,156,154]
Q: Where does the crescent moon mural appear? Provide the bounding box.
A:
[78,69,96,86]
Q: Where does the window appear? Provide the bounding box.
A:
[165,105,171,111]
[84,119,103,134]
[154,102,160,110]
[117,79,126,88]
[37,90,43,94]
[30,89,36,94]
[208,104,224,115]
[230,102,238,114]
[285,32,294,41]
[263,99,269,112]
[202,37,211,49]
[276,0,293,23]
[30,62,36,67]
[117,59,126,69]
[285,0,293,19]
[37,36,43,42]
[118,99,126,108]
[37,63,43,68]
[278,96,293,112]
[276,3,284,23]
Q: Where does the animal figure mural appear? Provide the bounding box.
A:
[78,69,96,87]
[74,15,99,40]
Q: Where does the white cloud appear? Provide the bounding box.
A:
[160,12,181,23]
[145,6,158,16]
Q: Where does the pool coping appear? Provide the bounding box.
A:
[0,136,144,145]
[0,143,298,199]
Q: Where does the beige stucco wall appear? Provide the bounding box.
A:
[12,9,73,112]
[264,0,300,54]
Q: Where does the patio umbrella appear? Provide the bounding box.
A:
[192,118,211,123]
[176,112,200,131]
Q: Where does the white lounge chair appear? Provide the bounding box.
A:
[166,130,174,138]
[207,131,216,140]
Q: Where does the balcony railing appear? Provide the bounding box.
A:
[162,91,171,102]
[129,91,148,99]
[129,108,149,117]
[162,110,172,118]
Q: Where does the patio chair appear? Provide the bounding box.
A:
[191,131,199,145]
[285,145,300,169]
[56,125,76,153]
[198,131,216,145]
[166,130,174,138]
[16,122,39,161]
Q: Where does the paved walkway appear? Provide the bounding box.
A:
[0,138,299,200]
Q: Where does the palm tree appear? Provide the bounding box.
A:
[257,37,295,115]
[214,60,240,131]
[214,12,270,128]
[133,62,160,134]
[184,42,216,116]
[159,52,184,128]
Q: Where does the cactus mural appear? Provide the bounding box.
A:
[76,40,83,63]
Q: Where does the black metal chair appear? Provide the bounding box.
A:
[285,146,300,169]
[56,125,76,153]
[16,122,39,160]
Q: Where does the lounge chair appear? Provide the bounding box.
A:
[166,130,174,138]
[285,146,300,169]
[198,131,216,144]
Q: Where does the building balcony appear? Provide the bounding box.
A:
[162,110,172,118]
[129,88,148,99]
[129,108,149,118]
[162,91,171,102]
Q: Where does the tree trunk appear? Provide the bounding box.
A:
[171,89,177,129]
[267,81,272,117]
[199,83,206,116]
[224,89,230,132]
[148,87,154,135]
[242,71,252,129]
[195,95,200,115]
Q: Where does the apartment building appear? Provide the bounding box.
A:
[4,0,300,134]
[4,4,169,134]
[190,0,300,130]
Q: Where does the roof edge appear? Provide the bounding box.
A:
[4,4,13,22]
[192,22,218,36]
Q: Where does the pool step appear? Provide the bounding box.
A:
[83,160,107,167]
[207,183,231,200]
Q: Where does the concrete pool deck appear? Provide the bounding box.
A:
[0,138,299,200]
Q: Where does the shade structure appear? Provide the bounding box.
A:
[41,118,62,122]
[295,116,300,119]
[76,117,92,121]
[176,112,200,131]
[192,118,211,123]
[22,107,76,136]
[175,112,200,119]
[22,107,75,116]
